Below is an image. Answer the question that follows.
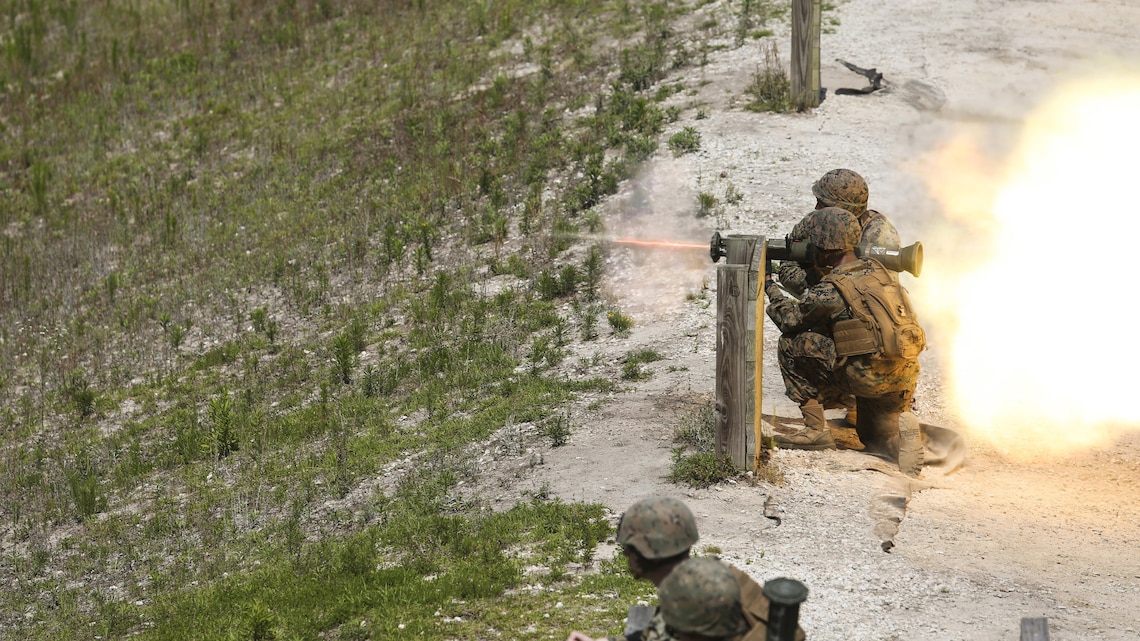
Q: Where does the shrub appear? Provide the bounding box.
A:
[607,310,634,335]
[542,414,571,447]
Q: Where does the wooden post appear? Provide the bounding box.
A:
[790,0,821,110]
[1020,618,1049,641]
[716,234,758,470]
[753,238,767,472]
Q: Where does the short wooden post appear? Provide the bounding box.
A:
[716,234,758,470]
[1020,618,1049,641]
[790,0,821,110]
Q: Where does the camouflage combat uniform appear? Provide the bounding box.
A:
[779,168,901,297]
[604,497,803,641]
[607,564,804,641]
[651,559,806,641]
[766,258,919,448]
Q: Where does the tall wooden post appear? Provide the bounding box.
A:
[716,234,758,470]
[791,0,821,110]
[753,239,766,472]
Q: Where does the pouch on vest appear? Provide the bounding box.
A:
[824,261,926,360]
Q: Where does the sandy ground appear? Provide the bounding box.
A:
[503,0,1140,639]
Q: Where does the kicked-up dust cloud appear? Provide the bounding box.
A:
[911,61,1140,459]
[600,161,716,318]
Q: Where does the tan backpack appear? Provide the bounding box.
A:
[823,260,926,359]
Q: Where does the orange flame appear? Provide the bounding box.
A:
[612,238,706,250]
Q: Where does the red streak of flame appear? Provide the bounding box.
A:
[613,238,706,250]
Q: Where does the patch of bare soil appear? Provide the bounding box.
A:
[503,0,1140,639]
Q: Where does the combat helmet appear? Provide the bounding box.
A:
[804,207,861,251]
[658,558,749,638]
[812,168,869,216]
[616,497,699,559]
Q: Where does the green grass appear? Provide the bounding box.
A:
[668,398,784,487]
[0,0,781,637]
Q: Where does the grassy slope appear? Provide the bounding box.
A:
[0,0,783,638]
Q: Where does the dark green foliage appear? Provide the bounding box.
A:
[696,191,718,218]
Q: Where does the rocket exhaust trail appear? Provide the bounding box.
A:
[611,238,706,250]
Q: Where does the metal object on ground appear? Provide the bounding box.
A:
[624,605,656,638]
[1020,617,1050,640]
[763,578,809,641]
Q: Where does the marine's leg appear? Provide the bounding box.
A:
[773,399,835,450]
[773,333,838,450]
[857,391,922,475]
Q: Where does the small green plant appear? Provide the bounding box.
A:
[580,304,601,341]
[668,451,741,488]
[332,333,357,384]
[63,370,97,419]
[66,455,107,521]
[583,245,604,301]
[622,348,663,379]
[206,390,239,459]
[105,272,119,303]
[536,265,579,299]
[251,307,269,333]
[542,414,571,447]
[168,323,186,350]
[724,182,744,204]
[667,126,701,156]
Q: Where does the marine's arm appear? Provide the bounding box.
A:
[764,281,842,335]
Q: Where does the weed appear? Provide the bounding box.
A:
[579,303,601,341]
[67,454,107,521]
[542,414,572,447]
[667,126,702,156]
[674,399,717,452]
[622,350,663,380]
[744,41,796,113]
[206,391,239,459]
[537,265,579,300]
[724,182,744,204]
[668,451,741,488]
[332,333,357,385]
[696,192,719,218]
[63,370,97,420]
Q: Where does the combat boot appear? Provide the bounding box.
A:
[897,411,924,477]
[774,400,835,450]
